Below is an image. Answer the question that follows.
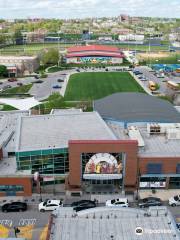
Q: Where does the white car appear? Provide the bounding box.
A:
[105,198,129,207]
[39,199,63,212]
[169,195,180,207]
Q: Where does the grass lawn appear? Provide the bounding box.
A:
[2,84,33,94]
[64,72,145,101]
[0,43,73,55]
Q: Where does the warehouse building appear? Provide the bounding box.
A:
[66,45,124,64]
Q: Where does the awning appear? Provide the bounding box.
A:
[83,174,122,180]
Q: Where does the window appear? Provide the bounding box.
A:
[177,164,180,174]
[0,185,24,192]
[147,163,162,174]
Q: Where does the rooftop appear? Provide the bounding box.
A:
[94,93,180,123]
[107,122,180,157]
[66,45,124,58]
[0,55,38,60]
[17,112,116,152]
[50,207,180,240]
[67,45,121,53]
[51,108,82,115]
[0,110,29,151]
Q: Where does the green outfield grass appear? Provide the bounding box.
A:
[64,72,145,101]
[0,43,73,55]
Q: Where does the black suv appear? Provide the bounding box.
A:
[71,200,96,212]
[2,202,27,212]
[138,197,162,208]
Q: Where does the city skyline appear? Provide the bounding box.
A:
[0,0,180,19]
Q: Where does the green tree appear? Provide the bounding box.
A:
[0,34,6,45]
[40,48,59,66]
[0,65,8,77]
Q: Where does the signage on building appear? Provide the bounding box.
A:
[140,181,166,188]
[43,176,55,182]
[78,56,113,64]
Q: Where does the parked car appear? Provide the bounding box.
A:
[57,79,64,82]
[0,81,3,84]
[169,195,180,207]
[2,202,27,212]
[34,80,43,84]
[53,85,61,89]
[71,200,96,212]
[39,199,63,212]
[133,71,142,75]
[176,223,180,232]
[138,197,162,208]
[17,82,23,86]
[105,198,129,207]
[34,75,39,79]
[8,78,17,82]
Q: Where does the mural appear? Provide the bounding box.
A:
[77,56,113,64]
[84,153,123,174]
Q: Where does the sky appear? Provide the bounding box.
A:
[0,0,180,19]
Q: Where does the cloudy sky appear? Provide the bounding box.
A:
[0,0,180,19]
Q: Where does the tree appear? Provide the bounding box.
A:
[40,48,59,66]
[13,30,23,45]
[0,65,8,77]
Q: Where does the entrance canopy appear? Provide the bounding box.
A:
[0,97,41,111]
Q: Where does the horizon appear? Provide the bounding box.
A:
[0,0,180,19]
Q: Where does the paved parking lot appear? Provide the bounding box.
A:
[134,66,180,96]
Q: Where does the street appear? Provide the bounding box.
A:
[0,200,179,239]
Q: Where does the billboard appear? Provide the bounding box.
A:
[84,153,123,175]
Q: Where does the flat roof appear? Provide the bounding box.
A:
[107,122,180,157]
[17,112,116,152]
[51,108,82,115]
[0,110,29,150]
[50,207,179,240]
[0,56,37,60]
[94,93,180,123]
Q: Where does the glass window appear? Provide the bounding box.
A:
[147,163,162,174]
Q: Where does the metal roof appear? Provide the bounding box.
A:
[66,45,124,58]
[50,207,180,240]
[94,93,180,123]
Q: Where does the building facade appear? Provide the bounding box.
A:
[66,45,124,64]
[0,56,40,76]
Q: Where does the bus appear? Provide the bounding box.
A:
[167,81,179,90]
[148,81,156,91]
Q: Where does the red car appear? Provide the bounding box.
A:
[8,78,17,82]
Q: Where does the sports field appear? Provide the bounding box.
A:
[64,72,145,101]
[0,43,73,55]
[0,42,169,56]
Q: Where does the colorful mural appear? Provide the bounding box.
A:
[77,56,113,64]
[84,153,123,174]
